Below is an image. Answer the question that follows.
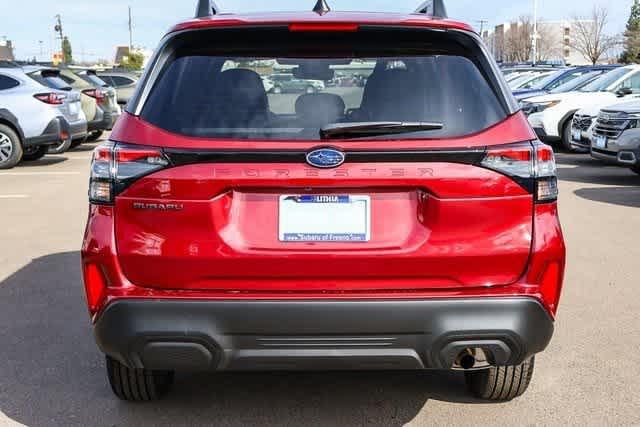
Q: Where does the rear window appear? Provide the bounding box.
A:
[80,72,109,87]
[29,71,72,91]
[140,28,507,140]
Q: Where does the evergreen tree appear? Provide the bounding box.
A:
[62,36,73,64]
[622,0,640,63]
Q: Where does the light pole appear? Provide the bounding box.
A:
[532,0,538,65]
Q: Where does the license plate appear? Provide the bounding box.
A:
[279,195,371,242]
[595,135,607,149]
[572,129,582,142]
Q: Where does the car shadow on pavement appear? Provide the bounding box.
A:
[556,154,640,187]
[574,187,640,208]
[0,252,487,427]
[70,143,100,152]
[18,156,68,167]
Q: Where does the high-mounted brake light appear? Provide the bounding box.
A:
[289,23,359,32]
[89,142,169,204]
[481,141,558,202]
[34,93,66,105]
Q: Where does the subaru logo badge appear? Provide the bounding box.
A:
[306,148,345,168]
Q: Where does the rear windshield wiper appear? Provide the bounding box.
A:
[320,122,444,139]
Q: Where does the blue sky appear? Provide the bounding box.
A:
[0,0,634,62]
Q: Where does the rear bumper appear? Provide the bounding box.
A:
[590,131,640,166]
[591,147,640,166]
[94,297,554,372]
[24,117,86,147]
[88,107,117,132]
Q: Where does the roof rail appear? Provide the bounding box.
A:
[415,0,448,19]
[195,0,219,18]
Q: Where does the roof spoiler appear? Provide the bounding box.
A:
[414,0,448,19]
[195,0,220,18]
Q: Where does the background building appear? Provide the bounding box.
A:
[0,38,15,61]
[487,19,599,65]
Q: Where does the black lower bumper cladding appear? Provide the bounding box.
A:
[94,297,554,372]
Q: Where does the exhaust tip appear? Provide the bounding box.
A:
[452,348,492,371]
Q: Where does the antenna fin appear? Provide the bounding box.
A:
[195,0,219,18]
[415,0,448,19]
[312,0,331,16]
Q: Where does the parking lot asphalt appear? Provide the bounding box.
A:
[0,137,639,427]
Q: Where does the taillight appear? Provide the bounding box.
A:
[82,88,106,104]
[480,141,558,202]
[34,92,66,105]
[89,142,169,204]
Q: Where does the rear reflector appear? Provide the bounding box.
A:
[539,261,563,315]
[83,263,107,315]
[289,23,359,32]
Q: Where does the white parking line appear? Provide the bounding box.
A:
[0,195,30,199]
[0,172,82,176]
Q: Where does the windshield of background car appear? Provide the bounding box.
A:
[579,67,630,92]
[139,28,507,140]
[549,71,602,93]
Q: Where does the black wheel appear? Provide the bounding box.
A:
[21,145,47,162]
[465,356,535,401]
[46,138,72,154]
[106,356,174,402]
[69,138,85,149]
[0,124,23,169]
[561,119,578,152]
[87,131,104,142]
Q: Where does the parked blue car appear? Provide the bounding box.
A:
[513,65,620,101]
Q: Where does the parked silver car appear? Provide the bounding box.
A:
[97,71,139,107]
[24,66,93,153]
[0,65,87,168]
[590,100,640,175]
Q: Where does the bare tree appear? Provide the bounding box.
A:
[504,16,534,62]
[502,16,562,62]
[570,6,621,64]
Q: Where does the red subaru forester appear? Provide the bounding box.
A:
[82,0,566,402]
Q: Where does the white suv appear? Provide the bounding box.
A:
[0,66,87,168]
[522,65,640,151]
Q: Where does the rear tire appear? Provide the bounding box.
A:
[0,124,22,169]
[87,131,104,142]
[21,145,47,162]
[46,138,72,154]
[106,356,174,402]
[465,356,535,401]
[69,138,85,149]
[561,119,577,152]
